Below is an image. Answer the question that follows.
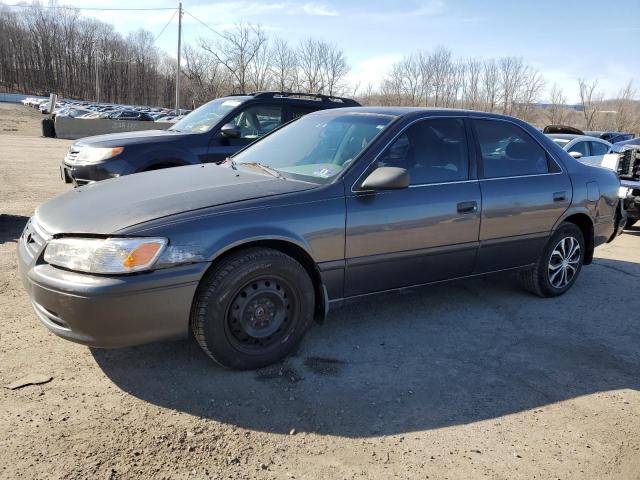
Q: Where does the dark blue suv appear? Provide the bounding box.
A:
[61,92,360,185]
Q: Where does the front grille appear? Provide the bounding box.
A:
[21,218,51,260]
[618,149,640,180]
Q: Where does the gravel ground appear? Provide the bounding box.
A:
[1,103,640,479]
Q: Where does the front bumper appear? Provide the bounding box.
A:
[17,222,210,348]
[620,179,640,221]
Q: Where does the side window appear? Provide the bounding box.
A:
[474,120,549,178]
[290,106,319,120]
[231,105,283,139]
[590,142,609,156]
[570,141,589,157]
[377,118,469,185]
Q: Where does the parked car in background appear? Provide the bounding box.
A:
[546,129,640,230]
[609,139,640,228]
[60,92,361,185]
[545,133,612,167]
[40,101,62,114]
[20,108,625,369]
[585,130,635,144]
[53,107,93,119]
[103,110,155,121]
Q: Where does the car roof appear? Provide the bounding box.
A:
[311,106,532,121]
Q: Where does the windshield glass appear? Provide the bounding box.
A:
[551,138,570,147]
[232,111,394,183]
[170,97,249,133]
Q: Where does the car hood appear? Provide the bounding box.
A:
[35,164,315,235]
[75,128,192,147]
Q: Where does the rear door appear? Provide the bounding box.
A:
[472,119,572,273]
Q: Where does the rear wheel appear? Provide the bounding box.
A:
[190,247,314,369]
[519,223,585,297]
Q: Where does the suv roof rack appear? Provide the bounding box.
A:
[250,91,360,106]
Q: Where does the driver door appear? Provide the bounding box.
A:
[345,118,481,297]
[206,104,284,163]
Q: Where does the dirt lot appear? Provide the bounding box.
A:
[1,102,640,480]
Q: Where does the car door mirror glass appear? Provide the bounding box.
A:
[360,167,410,190]
[568,151,583,159]
[221,123,241,139]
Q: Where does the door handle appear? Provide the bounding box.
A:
[457,201,478,214]
[553,191,567,202]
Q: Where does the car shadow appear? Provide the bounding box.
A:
[92,260,640,438]
[0,214,29,244]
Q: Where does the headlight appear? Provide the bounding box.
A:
[74,146,124,164]
[44,237,167,274]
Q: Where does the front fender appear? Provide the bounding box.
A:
[208,229,313,263]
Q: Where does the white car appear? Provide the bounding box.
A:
[546,134,612,167]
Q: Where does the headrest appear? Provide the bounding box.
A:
[506,141,534,160]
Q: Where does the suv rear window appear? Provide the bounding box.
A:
[474,120,549,178]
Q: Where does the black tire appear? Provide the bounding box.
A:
[519,223,585,298]
[190,247,315,369]
[625,218,637,229]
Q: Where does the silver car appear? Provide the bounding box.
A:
[546,134,612,167]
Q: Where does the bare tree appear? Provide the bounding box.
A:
[322,43,349,95]
[462,58,482,109]
[199,22,268,93]
[269,38,298,92]
[481,59,499,112]
[545,83,569,125]
[182,44,231,104]
[514,68,545,122]
[578,78,603,130]
[613,80,639,133]
[297,38,325,92]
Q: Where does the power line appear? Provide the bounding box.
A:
[2,3,177,11]
[183,10,227,40]
[153,10,177,42]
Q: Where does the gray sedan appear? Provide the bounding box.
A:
[18,108,625,369]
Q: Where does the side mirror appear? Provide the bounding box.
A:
[568,151,583,159]
[221,123,241,139]
[360,167,410,191]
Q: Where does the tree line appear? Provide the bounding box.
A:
[0,4,176,107]
[1,3,638,134]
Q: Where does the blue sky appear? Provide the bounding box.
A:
[76,0,640,102]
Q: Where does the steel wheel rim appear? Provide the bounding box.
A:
[548,236,581,289]
[225,276,298,354]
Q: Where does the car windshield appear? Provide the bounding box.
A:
[170,97,249,133]
[551,138,570,147]
[231,111,395,184]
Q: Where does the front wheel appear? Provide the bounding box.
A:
[519,223,585,297]
[191,248,315,369]
[625,218,637,229]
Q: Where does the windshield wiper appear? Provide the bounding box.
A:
[241,162,286,180]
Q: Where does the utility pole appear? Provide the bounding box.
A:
[175,2,182,115]
[95,51,99,103]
